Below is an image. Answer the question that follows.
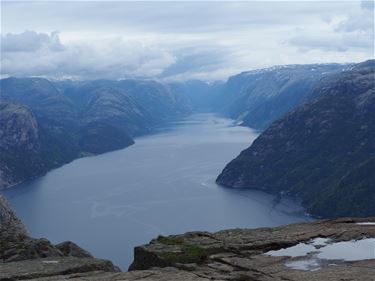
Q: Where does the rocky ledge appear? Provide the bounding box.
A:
[128,217,375,281]
[1,195,374,280]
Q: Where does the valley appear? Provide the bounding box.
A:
[1,2,374,279]
[1,114,309,269]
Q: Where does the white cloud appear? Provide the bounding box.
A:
[1,33,176,79]
[1,1,374,81]
[336,0,374,32]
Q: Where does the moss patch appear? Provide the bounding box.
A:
[161,245,208,264]
[156,235,184,245]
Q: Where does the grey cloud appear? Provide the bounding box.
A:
[290,1,374,54]
[1,32,176,80]
[361,0,375,11]
[1,1,373,81]
[335,0,374,32]
[159,47,230,78]
[290,35,348,53]
[1,1,363,34]
[1,30,64,52]
[335,17,374,33]
[289,32,373,53]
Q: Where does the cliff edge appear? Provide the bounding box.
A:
[1,195,374,280]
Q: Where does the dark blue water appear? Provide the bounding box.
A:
[1,113,310,269]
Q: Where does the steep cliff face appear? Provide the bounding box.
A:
[0,101,79,188]
[0,103,45,187]
[0,103,40,151]
[218,63,350,130]
[217,60,375,218]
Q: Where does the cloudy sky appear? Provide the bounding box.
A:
[1,0,374,81]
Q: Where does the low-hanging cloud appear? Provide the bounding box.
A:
[335,0,374,33]
[288,0,374,54]
[2,30,64,52]
[289,31,373,53]
[1,31,176,79]
[1,1,374,81]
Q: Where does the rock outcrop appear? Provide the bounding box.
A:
[1,194,374,280]
[127,217,375,281]
[0,194,119,279]
[0,194,28,237]
[0,102,44,187]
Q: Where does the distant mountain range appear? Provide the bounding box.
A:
[217,60,375,218]
[216,63,352,130]
[1,60,373,219]
[0,78,192,188]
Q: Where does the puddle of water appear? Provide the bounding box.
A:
[310,237,330,247]
[317,239,375,261]
[285,258,320,271]
[356,222,375,226]
[265,237,375,271]
[266,242,317,257]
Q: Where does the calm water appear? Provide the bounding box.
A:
[266,237,375,270]
[2,113,310,269]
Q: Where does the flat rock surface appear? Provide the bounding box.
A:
[0,257,117,281]
[26,268,211,281]
[128,217,375,281]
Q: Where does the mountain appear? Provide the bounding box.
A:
[0,102,43,187]
[78,122,134,154]
[115,79,191,121]
[217,63,351,130]
[0,77,192,188]
[217,60,375,218]
[168,80,224,112]
[0,101,85,188]
[0,77,78,125]
[55,79,192,134]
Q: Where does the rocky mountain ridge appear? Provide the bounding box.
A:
[1,60,373,220]
[217,60,375,218]
[217,63,351,130]
[0,77,192,188]
[0,62,359,189]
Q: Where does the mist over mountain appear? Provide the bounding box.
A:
[167,80,224,112]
